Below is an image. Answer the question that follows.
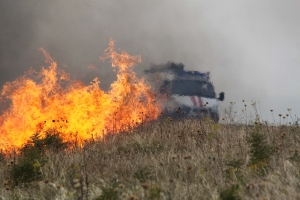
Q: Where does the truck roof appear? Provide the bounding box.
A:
[145,62,211,82]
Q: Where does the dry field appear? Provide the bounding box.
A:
[0,115,300,200]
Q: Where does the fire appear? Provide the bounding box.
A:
[0,39,161,151]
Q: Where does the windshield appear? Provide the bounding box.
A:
[161,80,216,98]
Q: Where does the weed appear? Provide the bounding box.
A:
[133,166,154,183]
[247,126,274,175]
[41,130,68,152]
[219,184,241,200]
[11,159,43,185]
[226,159,243,169]
[289,151,300,163]
[148,184,161,200]
[118,141,164,155]
[10,131,67,185]
[95,184,120,200]
[133,142,145,154]
[225,159,244,183]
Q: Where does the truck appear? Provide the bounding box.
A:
[145,62,224,122]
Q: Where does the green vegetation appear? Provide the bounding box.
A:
[5,130,67,187]
[133,166,154,183]
[247,126,275,175]
[95,184,120,200]
[1,107,300,199]
[219,184,241,200]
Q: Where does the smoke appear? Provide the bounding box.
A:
[1,0,300,122]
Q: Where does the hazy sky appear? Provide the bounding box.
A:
[1,0,299,123]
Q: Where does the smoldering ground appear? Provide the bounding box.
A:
[1,0,300,122]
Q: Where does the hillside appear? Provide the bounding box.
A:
[1,118,300,200]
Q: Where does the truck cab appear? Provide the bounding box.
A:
[145,62,224,122]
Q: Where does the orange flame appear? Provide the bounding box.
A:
[0,39,161,151]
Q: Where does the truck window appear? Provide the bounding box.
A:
[167,80,216,98]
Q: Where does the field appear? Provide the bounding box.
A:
[1,113,300,200]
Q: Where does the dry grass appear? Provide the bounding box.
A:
[1,117,300,200]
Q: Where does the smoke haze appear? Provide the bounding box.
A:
[1,0,300,123]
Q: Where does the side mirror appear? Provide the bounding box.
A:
[218,92,225,101]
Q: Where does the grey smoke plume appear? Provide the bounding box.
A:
[1,0,300,122]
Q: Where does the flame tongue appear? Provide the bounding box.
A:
[0,39,160,151]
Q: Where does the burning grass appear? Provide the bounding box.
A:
[1,117,300,199]
[0,39,161,151]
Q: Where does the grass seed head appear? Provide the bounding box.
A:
[184,155,192,160]
[3,181,9,186]
[128,195,138,200]
[73,178,80,184]
[141,182,151,190]
[74,183,81,189]
[43,179,49,184]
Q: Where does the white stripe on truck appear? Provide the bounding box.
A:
[172,95,218,110]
